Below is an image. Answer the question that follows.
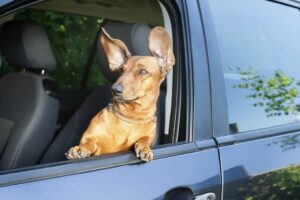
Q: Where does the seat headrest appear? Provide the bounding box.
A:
[1,20,56,71]
[97,22,151,82]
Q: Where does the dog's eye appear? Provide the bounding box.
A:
[139,69,149,75]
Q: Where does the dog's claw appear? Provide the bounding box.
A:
[66,146,90,159]
[134,143,153,162]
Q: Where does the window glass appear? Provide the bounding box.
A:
[0,0,14,7]
[9,9,107,88]
[209,0,300,133]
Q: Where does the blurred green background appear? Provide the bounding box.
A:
[0,9,107,88]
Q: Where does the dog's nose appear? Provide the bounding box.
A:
[112,83,124,96]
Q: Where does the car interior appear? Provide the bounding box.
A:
[0,0,181,170]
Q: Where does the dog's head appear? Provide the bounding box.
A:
[100,26,175,103]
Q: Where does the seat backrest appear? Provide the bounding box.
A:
[0,20,59,170]
[41,22,165,164]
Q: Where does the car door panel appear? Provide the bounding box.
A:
[0,148,221,200]
[219,131,300,199]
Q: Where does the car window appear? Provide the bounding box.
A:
[11,9,107,88]
[208,0,300,134]
[0,0,190,174]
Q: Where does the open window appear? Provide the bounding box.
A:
[0,0,187,174]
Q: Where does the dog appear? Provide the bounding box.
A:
[65,26,175,162]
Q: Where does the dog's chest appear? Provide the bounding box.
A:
[91,108,156,153]
[107,120,155,145]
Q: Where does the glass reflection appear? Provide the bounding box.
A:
[228,67,300,134]
[208,0,300,133]
[268,134,300,152]
[231,67,300,117]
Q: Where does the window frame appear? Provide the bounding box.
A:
[200,0,300,144]
[179,0,213,141]
[0,0,216,187]
[0,0,43,17]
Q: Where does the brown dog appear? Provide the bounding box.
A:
[65,26,175,162]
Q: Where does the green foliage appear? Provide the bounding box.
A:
[231,67,300,117]
[238,166,300,200]
[0,9,107,88]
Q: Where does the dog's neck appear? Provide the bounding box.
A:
[111,89,159,123]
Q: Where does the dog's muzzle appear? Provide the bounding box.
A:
[111,83,124,96]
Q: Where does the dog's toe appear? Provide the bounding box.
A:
[66,146,90,159]
[139,149,153,162]
[66,146,78,159]
[134,143,153,162]
[78,148,90,158]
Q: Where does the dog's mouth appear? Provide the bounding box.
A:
[113,95,139,104]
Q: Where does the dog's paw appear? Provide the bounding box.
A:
[134,143,153,162]
[65,146,91,159]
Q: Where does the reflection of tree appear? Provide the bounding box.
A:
[236,166,300,200]
[231,67,300,117]
[268,134,300,152]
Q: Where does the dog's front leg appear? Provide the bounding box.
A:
[134,136,154,162]
[66,137,98,159]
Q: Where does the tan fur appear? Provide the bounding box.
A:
[66,26,175,162]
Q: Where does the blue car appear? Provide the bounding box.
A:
[0,0,300,199]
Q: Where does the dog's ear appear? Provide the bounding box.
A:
[148,26,175,76]
[100,28,131,72]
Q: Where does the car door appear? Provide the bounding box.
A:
[0,0,221,199]
[201,0,300,199]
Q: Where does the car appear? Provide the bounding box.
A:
[0,0,299,199]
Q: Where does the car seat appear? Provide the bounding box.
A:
[0,20,59,170]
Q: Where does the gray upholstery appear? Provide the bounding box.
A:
[1,20,56,70]
[0,74,59,169]
[0,21,59,170]
[97,22,151,82]
[41,85,112,163]
[41,22,164,164]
